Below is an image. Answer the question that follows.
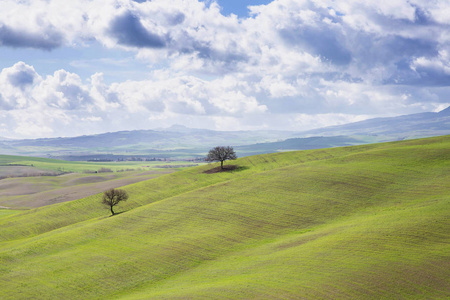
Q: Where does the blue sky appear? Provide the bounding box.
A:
[0,0,449,138]
[207,0,272,17]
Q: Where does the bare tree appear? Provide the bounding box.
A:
[102,188,129,216]
[206,146,237,170]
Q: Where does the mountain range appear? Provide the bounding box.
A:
[301,105,450,138]
[236,105,450,155]
[1,106,449,160]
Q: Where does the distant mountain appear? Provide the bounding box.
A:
[438,105,450,116]
[0,127,297,158]
[1,107,448,160]
[234,106,450,155]
[13,127,297,149]
[236,135,366,156]
[300,106,450,139]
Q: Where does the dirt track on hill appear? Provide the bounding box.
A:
[0,170,174,209]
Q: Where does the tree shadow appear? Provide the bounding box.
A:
[203,165,249,174]
[109,211,126,217]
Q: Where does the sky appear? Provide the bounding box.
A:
[0,0,449,139]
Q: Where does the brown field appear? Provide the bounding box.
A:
[0,170,174,209]
[0,165,62,179]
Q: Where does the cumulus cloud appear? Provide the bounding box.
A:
[108,11,167,48]
[36,73,90,110]
[0,93,14,111]
[3,62,39,90]
[1,0,447,83]
[0,0,449,138]
[0,62,40,110]
[0,62,270,137]
[0,24,64,50]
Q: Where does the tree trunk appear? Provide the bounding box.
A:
[110,205,115,216]
[221,160,224,169]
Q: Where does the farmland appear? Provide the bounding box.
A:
[0,136,448,299]
[0,156,197,209]
[0,154,199,173]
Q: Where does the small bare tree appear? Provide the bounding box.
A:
[102,188,129,216]
[206,146,237,170]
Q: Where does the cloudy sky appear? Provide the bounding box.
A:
[0,0,449,139]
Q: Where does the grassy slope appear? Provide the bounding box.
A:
[0,210,21,218]
[0,136,449,299]
[0,154,198,173]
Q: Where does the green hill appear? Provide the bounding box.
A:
[0,136,449,299]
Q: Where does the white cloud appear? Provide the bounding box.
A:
[0,0,450,138]
[412,50,450,75]
[14,121,54,137]
[260,75,299,98]
[0,62,40,110]
[34,70,93,110]
[294,113,370,131]
[81,116,102,122]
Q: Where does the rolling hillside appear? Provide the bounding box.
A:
[0,136,449,299]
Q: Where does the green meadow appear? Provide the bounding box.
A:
[0,209,21,218]
[0,154,199,173]
[0,136,449,299]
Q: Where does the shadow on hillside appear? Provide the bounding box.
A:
[106,211,126,217]
[203,165,249,174]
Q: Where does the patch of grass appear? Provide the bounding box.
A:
[0,135,448,299]
[0,209,22,219]
[0,155,200,173]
